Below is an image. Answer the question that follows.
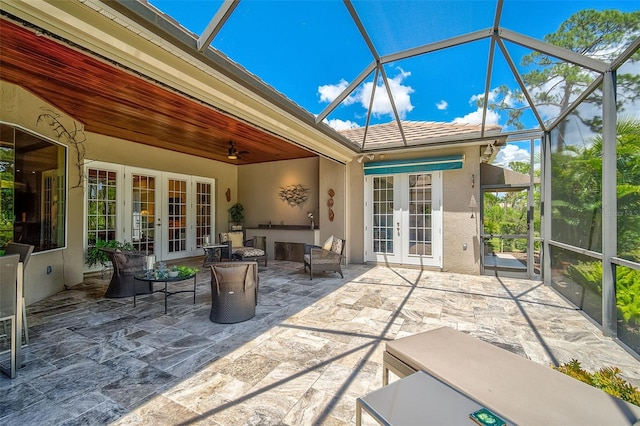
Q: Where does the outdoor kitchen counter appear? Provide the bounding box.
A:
[245,227,321,261]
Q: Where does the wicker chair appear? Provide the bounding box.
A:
[303,236,346,280]
[100,248,151,298]
[219,231,267,266]
[210,261,258,323]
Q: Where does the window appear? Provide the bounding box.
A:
[0,124,66,252]
[87,168,118,247]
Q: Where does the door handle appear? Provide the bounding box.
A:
[397,222,400,236]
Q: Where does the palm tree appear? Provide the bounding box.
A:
[551,117,640,260]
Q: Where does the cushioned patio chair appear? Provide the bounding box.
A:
[4,242,34,347]
[303,236,346,280]
[210,261,258,323]
[219,231,267,266]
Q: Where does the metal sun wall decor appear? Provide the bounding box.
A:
[278,184,309,207]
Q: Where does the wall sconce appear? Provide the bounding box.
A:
[469,195,477,218]
[484,143,494,156]
[471,174,475,188]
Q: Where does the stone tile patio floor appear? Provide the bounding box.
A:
[1,259,638,425]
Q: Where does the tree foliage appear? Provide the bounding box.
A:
[551,117,640,260]
[482,159,541,254]
[481,9,640,135]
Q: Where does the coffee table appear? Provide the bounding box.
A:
[356,370,511,426]
[133,271,197,314]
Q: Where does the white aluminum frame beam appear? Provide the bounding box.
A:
[196,0,239,52]
[601,69,617,337]
[496,39,546,130]
[498,28,609,73]
[381,29,493,64]
[341,0,407,146]
[481,37,497,138]
[316,62,376,124]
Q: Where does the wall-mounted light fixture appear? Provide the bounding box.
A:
[471,174,475,188]
[480,141,496,163]
[469,195,477,218]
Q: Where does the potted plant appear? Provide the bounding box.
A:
[86,239,135,268]
[168,265,180,278]
[228,202,245,230]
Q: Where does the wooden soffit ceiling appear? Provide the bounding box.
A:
[0,18,316,165]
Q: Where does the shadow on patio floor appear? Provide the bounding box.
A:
[1,259,638,425]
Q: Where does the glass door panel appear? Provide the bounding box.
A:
[196,181,213,247]
[131,174,156,255]
[372,176,396,256]
[167,178,187,254]
[87,168,117,246]
[481,187,535,278]
[408,174,432,256]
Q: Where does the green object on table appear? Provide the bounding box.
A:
[176,265,199,278]
[470,408,506,426]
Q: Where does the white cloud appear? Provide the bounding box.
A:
[317,68,414,119]
[494,144,530,167]
[318,79,349,103]
[452,108,500,126]
[453,89,504,126]
[324,118,360,131]
[436,100,448,110]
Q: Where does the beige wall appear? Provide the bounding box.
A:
[237,157,350,260]
[442,146,482,274]
[318,157,346,253]
[237,158,319,228]
[1,81,238,303]
[2,81,80,303]
[346,159,365,263]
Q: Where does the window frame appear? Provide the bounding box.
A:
[0,121,68,253]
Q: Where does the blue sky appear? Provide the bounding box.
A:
[149,0,638,166]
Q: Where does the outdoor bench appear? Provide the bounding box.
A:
[383,326,640,425]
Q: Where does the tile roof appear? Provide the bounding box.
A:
[339,121,503,149]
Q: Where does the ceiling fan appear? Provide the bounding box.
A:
[227,140,249,160]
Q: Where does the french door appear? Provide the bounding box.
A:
[85,162,215,267]
[128,168,159,256]
[364,172,442,267]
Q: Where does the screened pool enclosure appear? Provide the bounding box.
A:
[1,0,638,355]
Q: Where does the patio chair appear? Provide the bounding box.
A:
[210,261,258,323]
[0,253,19,378]
[3,243,34,347]
[303,236,345,280]
[100,248,151,298]
[219,231,267,266]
